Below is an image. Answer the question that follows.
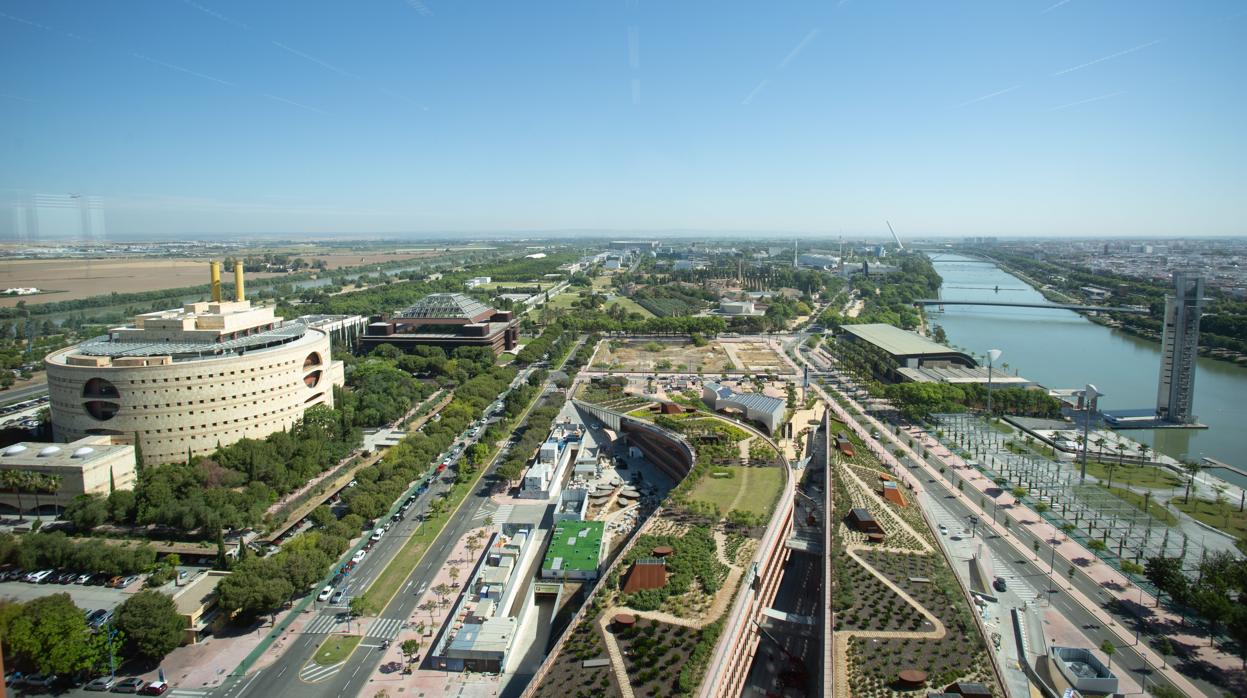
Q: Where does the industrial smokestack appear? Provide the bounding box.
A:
[210,261,222,302]
[234,261,245,301]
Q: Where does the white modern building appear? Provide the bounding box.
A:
[44,262,344,465]
[519,418,582,499]
[464,276,492,289]
[702,381,786,435]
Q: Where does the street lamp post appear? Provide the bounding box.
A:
[986,349,1002,416]
[1080,383,1100,483]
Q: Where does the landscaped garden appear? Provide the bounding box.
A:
[829,422,1001,697]
[530,610,622,698]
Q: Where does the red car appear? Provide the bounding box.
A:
[139,680,169,695]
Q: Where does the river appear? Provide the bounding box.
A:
[926,253,1247,472]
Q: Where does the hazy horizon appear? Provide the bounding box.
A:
[3,1,1244,239]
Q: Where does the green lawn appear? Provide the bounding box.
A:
[1101,486,1179,525]
[688,466,784,518]
[313,635,361,666]
[1172,496,1247,543]
[543,290,584,310]
[1085,460,1183,489]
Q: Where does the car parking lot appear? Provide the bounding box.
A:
[0,577,134,611]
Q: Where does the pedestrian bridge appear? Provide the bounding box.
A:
[914,299,1148,314]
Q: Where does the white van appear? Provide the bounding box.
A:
[26,569,54,583]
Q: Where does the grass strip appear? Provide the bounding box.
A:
[313,634,361,666]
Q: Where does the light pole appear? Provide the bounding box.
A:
[985,349,1002,416]
[1080,383,1100,483]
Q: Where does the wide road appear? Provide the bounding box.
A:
[226,349,577,698]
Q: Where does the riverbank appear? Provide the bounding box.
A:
[979,253,1247,369]
[927,253,1246,472]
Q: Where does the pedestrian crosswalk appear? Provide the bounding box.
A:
[304,613,347,634]
[364,616,404,640]
[170,690,212,698]
[986,549,1040,604]
[486,503,511,523]
[299,660,346,683]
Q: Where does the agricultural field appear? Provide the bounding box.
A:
[0,250,439,307]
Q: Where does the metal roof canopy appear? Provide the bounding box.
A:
[841,323,974,361]
[398,292,492,320]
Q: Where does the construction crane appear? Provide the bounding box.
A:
[886,220,905,250]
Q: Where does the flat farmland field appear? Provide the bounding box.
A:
[0,251,439,307]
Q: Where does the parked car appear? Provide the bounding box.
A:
[57,571,78,584]
[113,677,146,693]
[370,528,384,542]
[107,575,125,588]
[22,674,58,691]
[352,550,366,563]
[993,577,1007,592]
[85,676,117,691]
[139,680,169,695]
[330,572,346,586]
[76,573,94,584]
[119,575,140,588]
[25,569,54,583]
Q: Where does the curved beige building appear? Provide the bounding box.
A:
[45,264,344,466]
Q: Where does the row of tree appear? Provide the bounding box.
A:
[0,530,157,576]
[1145,552,1247,665]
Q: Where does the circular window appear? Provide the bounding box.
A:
[82,377,120,399]
[304,370,322,388]
[303,352,323,370]
[84,400,121,421]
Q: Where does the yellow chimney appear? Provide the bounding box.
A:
[234,261,245,301]
[210,261,222,302]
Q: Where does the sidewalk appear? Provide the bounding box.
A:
[358,525,497,698]
[813,378,1221,697]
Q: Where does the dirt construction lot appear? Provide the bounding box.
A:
[0,251,438,307]
[593,338,791,374]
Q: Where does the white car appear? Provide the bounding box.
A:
[370,529,384,542]
[352,550,367,563]
[938,524,948,536]
[317,585,334,602]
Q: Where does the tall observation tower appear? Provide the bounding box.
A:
[1156,272,1204,424]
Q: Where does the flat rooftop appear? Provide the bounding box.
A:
[841,323,974,361]
[897,366,1033,386]
[542,520,604,574]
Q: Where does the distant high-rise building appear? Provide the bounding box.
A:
[1156,272,1204,424]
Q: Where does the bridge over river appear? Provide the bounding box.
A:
[914,299,1149,313]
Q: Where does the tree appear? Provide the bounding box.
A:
[4,593,111,675]
[217,559,294,624]
[400,638,421,663]
[2,469,27,521]
[1099,639,1116,674]
[432,583,454,607]
[448,566,461,586]
[1145,557,1187,607]
[1182,460,1203,504]
[349,592,378,622]
[114,590,185,662]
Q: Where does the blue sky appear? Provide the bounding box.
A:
[1,0,1244,239]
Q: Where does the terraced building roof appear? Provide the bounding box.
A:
[398,293,492,321]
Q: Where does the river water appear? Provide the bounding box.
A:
[927,253,1247,471]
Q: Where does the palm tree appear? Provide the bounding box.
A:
[1093,437,1107,463]
[47,473,63,515]
[1138,443,1151,464]
[28,472,47,518]
[2,470,27,521]
[1115,442,1128,466]
[1104,461,1118,490]
[1182,460,1203,504]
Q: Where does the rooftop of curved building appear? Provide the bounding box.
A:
[47,320,325,364]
